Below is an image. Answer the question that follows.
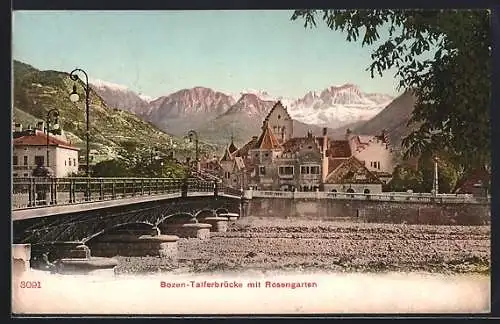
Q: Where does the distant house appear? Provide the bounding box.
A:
[13,125,80,178]
[323,156,384,194]
[454,167,491,197]
[210,101,395,192]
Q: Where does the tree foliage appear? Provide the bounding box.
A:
[291,9,491,171]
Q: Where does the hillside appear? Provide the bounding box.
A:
[354,91,417,150]
[12,60,216,162]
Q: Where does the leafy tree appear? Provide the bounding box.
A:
[92,159,130,177]
[291,9,491,171]
[388,165,425,192]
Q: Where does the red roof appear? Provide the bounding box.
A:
[454,168,490,194]
[234,137,258,158]
[327,140,352,158]
[13,132,79,151]
[255,123,281,150]
[328,157,347,174]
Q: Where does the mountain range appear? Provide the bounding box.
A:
[12,60,417,163]
[90,79,401,147]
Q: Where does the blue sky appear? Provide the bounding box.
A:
[13,10,402,99]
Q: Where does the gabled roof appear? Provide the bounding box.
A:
[255,122,281,150]
[324,156,383,185]
[13,131,79,151]
[234,137,258,158]
[220,147,233,162]
[328,157,348,174]
[263,101,292,123]
[228,141,238,154]
[327,140,352,158]
[281,136,322,154]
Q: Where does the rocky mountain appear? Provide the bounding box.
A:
[288,84,393,129]
[196,92,339,147]
[354,90,418,150]
[143,87,235,136]
[12,60,215,163]
[90,79,151,116]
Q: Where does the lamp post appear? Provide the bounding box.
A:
[187,130,199,172]
[45,109,60,169]
[69,68,91,177]
[432,156,439,196]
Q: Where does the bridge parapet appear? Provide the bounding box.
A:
[12,177,243,211]
[248,190,490,204]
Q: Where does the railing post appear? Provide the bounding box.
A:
[148,179,152,195]
[122,179,127,197]
[50,178,58,205]
[214,180,218,197]
[69,178,75,203]
[141,179,144,196]
[132,179,136,197]
[28,177,34,207]
[111,180,116,199]
[99,179,104,200]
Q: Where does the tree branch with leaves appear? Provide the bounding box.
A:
[291,9,491,171]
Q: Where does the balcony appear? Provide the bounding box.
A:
[300,174,320,181]
[278,173,294,179]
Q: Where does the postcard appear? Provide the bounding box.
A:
[11,9,491,315]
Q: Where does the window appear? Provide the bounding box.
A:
[13,156,18,165]
[264,153,269,157]
[301,165,320,174]
[23,156,28,165]
[73,158,76,166]
[23,173,29,177]
[278,115,281,119]
[331,189,337,193]
[279,166,294,175]
[224,172,230,179]
[308,146,312,149]
[69,158,72,166]
[347,188,355,193]
[13,173,18,177]
[259,166,266,176]
[364,189,370,194]
[65,160,67,166]
[34,155,44,166]
[377,162,381,170]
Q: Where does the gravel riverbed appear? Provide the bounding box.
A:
[114,217,490,275]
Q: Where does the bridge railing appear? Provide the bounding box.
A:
[248,190,490,204]
[12,177,237,210]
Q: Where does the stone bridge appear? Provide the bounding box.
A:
[12,177,243,271]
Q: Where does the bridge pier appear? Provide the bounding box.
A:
[87,234,179,260]
[12,244,31,276]
[199,216,229,232]
[160,222,212,239]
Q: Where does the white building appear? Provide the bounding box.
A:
[13,129,80,178]
[346,129,396,184]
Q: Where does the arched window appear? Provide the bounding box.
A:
[331,189,337,193]
[346,188,355,193]
[364,189,370,194]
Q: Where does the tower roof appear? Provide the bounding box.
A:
[228,136,238,154]
[255,122,281,150]
[220,146,233,162]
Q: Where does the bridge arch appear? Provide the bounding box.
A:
[156,212,196,227]
[194,209,216,219]
[83,221,155,244]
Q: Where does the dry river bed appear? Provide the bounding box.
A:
[114,217,490,275]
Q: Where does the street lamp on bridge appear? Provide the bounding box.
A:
[186,130,199,172]
[432,156,440,196]
[69,68,91,178]
[45,109,60,169]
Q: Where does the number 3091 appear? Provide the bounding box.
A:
[20,281,41,288]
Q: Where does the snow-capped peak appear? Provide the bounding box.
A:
[89,78,129,92]
[138,94,156,103]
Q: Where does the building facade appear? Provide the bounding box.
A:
[13,127,80,178]
[213,101,394,193]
